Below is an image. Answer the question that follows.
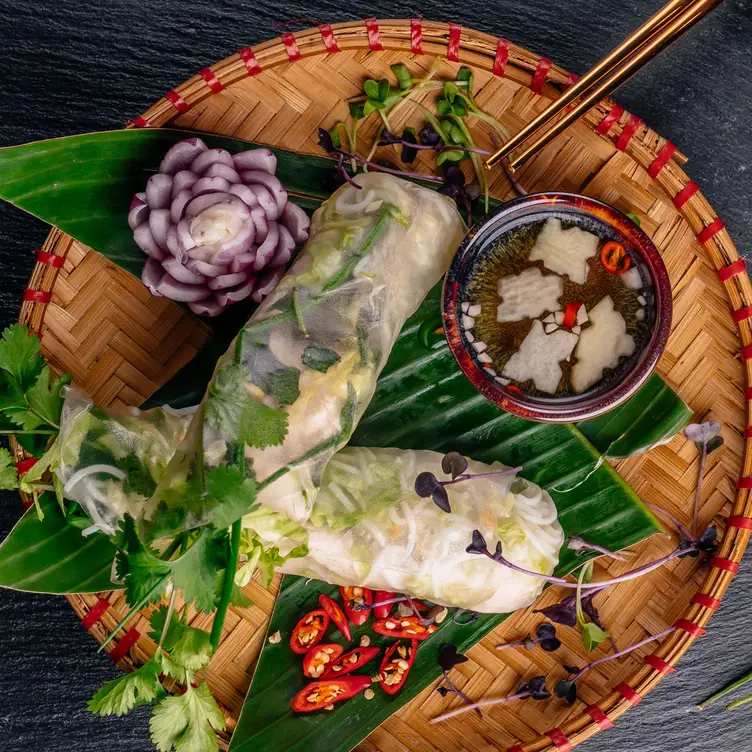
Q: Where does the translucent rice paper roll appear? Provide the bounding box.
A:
[279,448,564,614]
[139,173,464,535]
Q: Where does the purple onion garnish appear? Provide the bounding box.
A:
[130,138,310,316]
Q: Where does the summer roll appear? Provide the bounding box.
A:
[279,448,564,613]
[56,174,464,537]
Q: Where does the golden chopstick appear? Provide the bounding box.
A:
[485,0,725,172]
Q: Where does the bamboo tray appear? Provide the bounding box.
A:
[12,18,752,752]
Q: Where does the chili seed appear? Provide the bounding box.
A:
[401,620,411,627]
[364,689,375,700]
[360,635,371,647]
[268,630,281,644]
[397,646,407,658]
[332,665,342,672]
[307,693,319,702]
[325,704,334,711]
[397,660,410,670]
[385,621,397,630]
[323,647,334,654]
[349,654,358,663]
[352,587,363,596]
[406,629,417,635]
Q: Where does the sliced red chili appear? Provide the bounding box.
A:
[290,609,330,654]
[340,586,372,626]
[321,646,380,679]
[319,594,352,641]
[378,640,417,695]
[372,615,437,641]
[302,643,344,679]
[562,301,582,329]
[291,676,373,712]
[373,591,395,619]
[600,241,631,274]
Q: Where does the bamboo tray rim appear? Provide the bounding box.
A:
[12,17,752,752]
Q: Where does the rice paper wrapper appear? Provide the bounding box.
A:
[279,448,564,614]
[56,174,464,538]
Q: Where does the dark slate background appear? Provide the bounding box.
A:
[0,0,751,749]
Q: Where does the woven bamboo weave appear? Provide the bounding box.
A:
[11,19,752,752]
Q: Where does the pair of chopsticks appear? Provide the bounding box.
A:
[485,0,725,173]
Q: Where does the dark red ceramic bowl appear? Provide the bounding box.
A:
[442,193,672,423]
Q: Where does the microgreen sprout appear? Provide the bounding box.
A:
[414,452,522,513]
[553,627,677,705]
[567,535,629,562]
[683,421,724,537]
[435,643,480,716]
[496,623,561,653]
[431,675,550,723]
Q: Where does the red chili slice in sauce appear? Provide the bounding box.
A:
[600,241,631,274]
[372,615,437,641]
[378,640,417,695]
[319,594,351,641]
[373,591,395,619]
[562,301,582,329]
[321,646,381,679]
[291,675,373,712]
[302,643,344,679]
[290,609,330,654]
[340,586,373,626]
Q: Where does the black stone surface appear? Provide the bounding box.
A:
[0,1,751,750]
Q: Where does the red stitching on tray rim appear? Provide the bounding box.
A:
[35,250,65,268]
[697,218,725,244]
[596,103,624,135]
[648,141,677,179]
[674,618,707,636]
[718,258,745,282]
[738,476,752,488]
[546,728,572,752]
[564,73,580,89]
[447,22,462,61]
[732,305,752,324]
[365,18,383,50]
[508,747,524,752]
[282,32,302,61]
[493,38,511,76]
[199,67,224,93]
[164,89,188,113]
[710,557,740,574]
[131,115,150,128]
[411,18,423,54]
[15,457,38,476]
[616,682,642,705]
[645,653,676,675]
[108,628,141,663]
[673,181,699,209]
[319,24,341,53]
[81,599,111,631]
[531,57,552,95]
[740,344,752,362]
[727,515,752,530]
[614,114,642,151]
[585,704,614,730]
[691,592,721,610]
[239,47,262,75]
[745,427,752,439]
[23,289,52,304]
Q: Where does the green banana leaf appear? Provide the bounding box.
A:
[229,287,663,752]
[578,372,692,458]
[0,494,116,593]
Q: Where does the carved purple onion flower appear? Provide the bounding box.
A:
[130,137,310,316]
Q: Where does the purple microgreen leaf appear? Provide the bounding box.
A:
[378,130,402,146]
[706,435,724,453]
[554,678,578,705]
[535,597,578,627]
[539,638,562,652]
[414,471,451,512]
[436,686,450,697]
[518,675,550,700]
[464,183,481,201]
[536,623,557,640]
[438,643,469,671]
[466,529,487,555]
[419,123,441,147]
[563,665,581,674]
[441,451,468,480]
[401,128,418,164]
[683,421,722,447]
[317,127,337,154]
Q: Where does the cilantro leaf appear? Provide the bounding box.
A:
[89,656,164,716]
[231,581,254,609]
[150,682,225,752]
[205,364,288,449]
[581,621,610,651]
[239,399,288,450]
[122,549,171,606]
[301,345,341,373]
[116,454,158,497]
[246,345,300,406]
[25,369,69,428]
[0,448,18,491]
[171,530,224,614]
[206,465,258,530]
[0,324,44,389]
[148,605,214,680]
